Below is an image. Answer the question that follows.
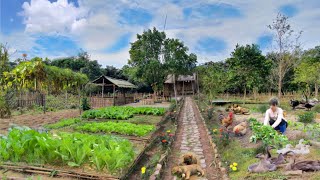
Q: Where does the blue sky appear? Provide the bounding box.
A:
[1,0,320,67]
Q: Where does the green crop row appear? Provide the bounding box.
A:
[0,128,135,172]
[45,118,81,129]
[81,106,166,120]
[75,121,155,137]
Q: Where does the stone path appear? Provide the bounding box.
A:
[163,97,220,180]
[180,99,207,170]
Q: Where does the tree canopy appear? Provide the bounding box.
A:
[127,27,197,92]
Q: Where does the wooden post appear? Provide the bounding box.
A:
[182,81,185,97]
[102,78,104,98]
[197,72,200,100]
[192,80,195,96]
[173,74,178,104]
[124,89,126,105]
[113,84,115,106]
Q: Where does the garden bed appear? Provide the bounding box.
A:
[0,106,171,179]
[196,96,320,180]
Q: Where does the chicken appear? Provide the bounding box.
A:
[233,121,247,136]
[219,112,234,128]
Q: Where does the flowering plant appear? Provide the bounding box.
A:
[159,130,174,149]
[229,162,238,172]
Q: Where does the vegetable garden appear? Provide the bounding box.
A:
[0,104,175,179]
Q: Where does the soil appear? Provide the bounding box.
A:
[162,97,220,180]
[0,109,80,134]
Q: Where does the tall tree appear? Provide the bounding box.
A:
[163,38,197,102]
[295,46,320,98]
[128,27,166,92]
[50,51,102,80]
[226,44,272,101]
[268,13,302,98]
[197,62,229,100]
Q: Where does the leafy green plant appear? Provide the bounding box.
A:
[0,95,10,118]
[81,106,166,120]
[81,97,90,111]
[45,118,81,129]
[298,111,315,126]
[0,128,134,172]
[75,121,155,137]
[257,104,268,114]
[248,118,289,148]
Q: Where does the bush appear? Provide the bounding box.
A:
[257,104,268,114]
[313,104,320,113]
[81,97,90,111]
[298,111,315,124]
[0,96,11,118]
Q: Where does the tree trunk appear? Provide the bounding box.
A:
[315,83,318,100]
[278,76,282,98]
[173,74,177,104]
[243,86,246,105]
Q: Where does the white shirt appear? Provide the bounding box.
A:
[264,107,286,128]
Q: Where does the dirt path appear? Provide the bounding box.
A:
[162,97,220,180]
[0,109,80,134]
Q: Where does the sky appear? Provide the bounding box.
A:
[0,0,320,68]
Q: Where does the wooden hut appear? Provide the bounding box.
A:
[164,73,198,97]
[89,76,137,108]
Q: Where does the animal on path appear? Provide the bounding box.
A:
[172,164,205,179]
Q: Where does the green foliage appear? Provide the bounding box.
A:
[75,121,155,137]
[0,44,10,84]
[45,118,81,129]
[50,51,103,80]
[81,97,91,111]
[3,58,88,92]
[0,95,11,118]
[257,104,269,114]
[298,111,315,124]
[290,121,320,141]
[226,44,272,93]
[81,106,166,120]
[127,27,197,92]
[0,128,135,172]
[197,62,229,99]
[248,118,289,148]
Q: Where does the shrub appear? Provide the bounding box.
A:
[257,104,268,114]
[207,106,214,120]
[81,97,90,111]
[298,111,315,124]
[0,96,11,118]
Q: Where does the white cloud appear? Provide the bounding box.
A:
[4,0,320,67]
[21,0,86,34]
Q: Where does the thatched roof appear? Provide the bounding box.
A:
[91,76,137,88]
[164,73,196,84]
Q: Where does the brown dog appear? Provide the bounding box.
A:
[172,164,205,179]
[179,152,199,165]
